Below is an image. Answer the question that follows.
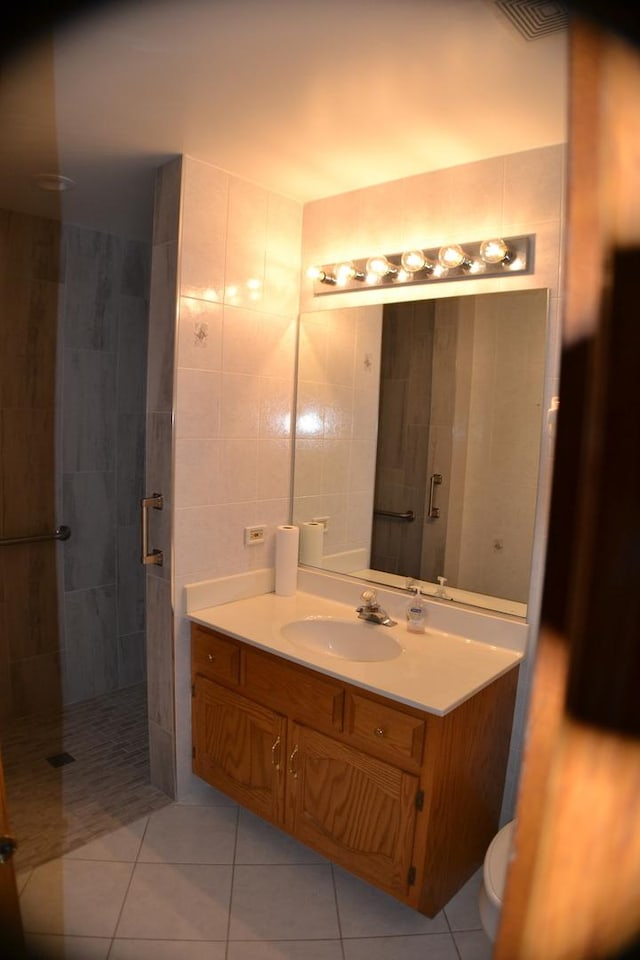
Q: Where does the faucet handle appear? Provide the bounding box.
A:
[360,588,377,606]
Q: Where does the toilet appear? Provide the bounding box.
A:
[478,819,515,942]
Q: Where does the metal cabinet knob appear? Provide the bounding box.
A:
[207,654,215,662]
[374,727,385,738]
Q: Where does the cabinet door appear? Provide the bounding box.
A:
[287,722,419,900]
[193,676,286,823]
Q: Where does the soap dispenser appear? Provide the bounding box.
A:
[435,576,451,599]
[405,583,427,634]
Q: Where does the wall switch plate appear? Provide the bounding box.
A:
[244,525,265,546]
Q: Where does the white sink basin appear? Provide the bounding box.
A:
[281,616,403,662]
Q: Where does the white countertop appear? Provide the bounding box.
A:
[188,590,523,717]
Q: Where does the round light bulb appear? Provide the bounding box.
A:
[334,261,357,285]
[400,250,427,273]
[307,265,324,281]
[479,238,512,264]
[438,244,468,269]
[365,256,387,278]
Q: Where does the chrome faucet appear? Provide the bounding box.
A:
[356,589,397,626]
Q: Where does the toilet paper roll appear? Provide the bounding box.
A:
[275,524,299,596]
[300,521,324,565]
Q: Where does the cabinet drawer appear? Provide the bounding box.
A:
[344,692,425,769]
[244,647,344,733]
[191,624,240,685]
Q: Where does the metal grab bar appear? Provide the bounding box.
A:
[0,525,71,547]
[373,509,415,522]
[141,493,163,566]
[428,473,443,519]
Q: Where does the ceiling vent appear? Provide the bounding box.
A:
[494,0,568,40]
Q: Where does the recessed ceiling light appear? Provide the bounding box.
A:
[34,173,76,192]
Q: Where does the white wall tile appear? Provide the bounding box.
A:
[175,368,221,439]
[222,305,263,374]
[178,296,223,370]
[263,192,303,316]
[219,372,262,438]
[259,377,293,438]
[225,178,268,308]
[503,144,565,226]
[218,438,259,503]
[257,439,291,501]
[180,158,229,302]
[174,438,223,508]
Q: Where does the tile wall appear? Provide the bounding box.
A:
[0,209,150,721]
[145,157,181,796]
[60,224,150,705]
[149,156,303,796]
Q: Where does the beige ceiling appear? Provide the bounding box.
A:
[0,0,568,241]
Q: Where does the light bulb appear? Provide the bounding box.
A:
[366,255,395,278]
[479,238,513,264]
[400,250,427,273]
[334,261,365,285]
[438,244,471,269]
[306,265,336,285]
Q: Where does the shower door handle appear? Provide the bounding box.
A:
[141,493,163,566]
[428,473,443,519]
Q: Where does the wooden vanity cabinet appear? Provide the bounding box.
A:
[191,622,518,916]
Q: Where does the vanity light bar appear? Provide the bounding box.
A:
[307,234,534,295]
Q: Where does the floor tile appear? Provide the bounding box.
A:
[115,862,232,940]
[24,933,111,959]
[334,867,449,938]
[228,942,343,959]
[3,682,170,871]
[177,778,238,807]
[110,940,226,959]
[229,864,340,940]
[137,802,238,863]
[453,929,493,960]
[64,816,148,861]
[19,859,134,937]
[235,809,327,864]
[343,934,460,959]
[442,868,484,931]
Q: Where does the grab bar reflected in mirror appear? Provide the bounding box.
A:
[0,525,71,547]
[373,509,415,522]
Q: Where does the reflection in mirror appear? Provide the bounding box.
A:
[292,289,549,618]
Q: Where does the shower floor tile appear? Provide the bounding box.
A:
[0,682,171,871]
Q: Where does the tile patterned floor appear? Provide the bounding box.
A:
[17,779,493,960]
[1,684,171,871]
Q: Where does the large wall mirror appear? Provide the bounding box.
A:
[292,288,549,619]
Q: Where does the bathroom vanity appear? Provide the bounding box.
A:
[189,589,521,916]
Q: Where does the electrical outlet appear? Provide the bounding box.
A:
[244,525,265,546]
